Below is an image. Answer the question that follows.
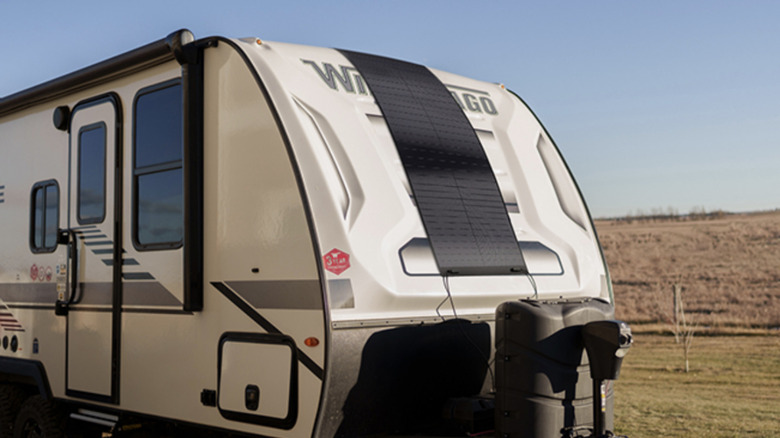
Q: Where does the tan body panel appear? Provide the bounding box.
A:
[0,39,326,437]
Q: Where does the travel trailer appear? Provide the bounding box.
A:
[0,30,630,438]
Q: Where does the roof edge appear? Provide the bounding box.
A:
[0,29,195,118]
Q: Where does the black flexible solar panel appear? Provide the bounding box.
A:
[340,50,527,276]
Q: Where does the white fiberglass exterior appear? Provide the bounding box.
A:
[235,39,609,323]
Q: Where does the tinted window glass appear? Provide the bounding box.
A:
[133,81,184,249]
[137,169,183,245]
[78,124,106,223]
[135,84,182,168]
[30,180,59,253]
[45,184,59,248]
[33,188,44,249]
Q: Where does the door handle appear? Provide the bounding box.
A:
[55,229,79,316]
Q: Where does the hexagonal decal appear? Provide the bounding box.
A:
[323,248,350,275]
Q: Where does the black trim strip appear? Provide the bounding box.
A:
[340,50,527,276]
[0,30,194,118]
[181,41,206,312]
[211,282,323,380]
[122,308,192,315]
[65,388,113,404]
[7,305,55,310]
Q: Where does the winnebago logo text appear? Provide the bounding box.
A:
[302,60,368,95]
[302,60,498,115]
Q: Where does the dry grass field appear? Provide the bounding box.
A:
[595,211,780,436]
[595,211,780,330]
[614,334,780,437]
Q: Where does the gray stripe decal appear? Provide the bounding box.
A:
[226,280,323,310]
[0,281,180,307]
[123,272,155,280]
[101,258,139,266]
[0,283,57,303]
[123,282,181,306]
[74,282,113,305]
[84,240,113,246]
[81,234,109,239]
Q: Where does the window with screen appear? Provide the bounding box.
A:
[30,180,60,253]
[133,80,183,250]
[78,123,106,224]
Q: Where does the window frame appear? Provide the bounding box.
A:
[29,179,60,254]
[76,122,108,225]
[131,79,184,251]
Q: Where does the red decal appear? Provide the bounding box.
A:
[30,264,38,281]
[45,266,53,282]
[323,248,350,275]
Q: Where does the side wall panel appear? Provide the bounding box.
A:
[0,107,69,397]
[200,42,326,436]
[1,43,326,438]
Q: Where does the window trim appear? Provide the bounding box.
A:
[131,79,184,251]
[29,179,60,254]
[76,122,107,225]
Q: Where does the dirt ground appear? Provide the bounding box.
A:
[594,211,780,329]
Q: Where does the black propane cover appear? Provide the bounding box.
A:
[494,298,614,438]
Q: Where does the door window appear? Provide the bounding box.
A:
[77,123,107,224]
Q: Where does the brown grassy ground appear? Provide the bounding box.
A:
[614,334,780,437]
[595,211,780,330]
[594,213,780,436]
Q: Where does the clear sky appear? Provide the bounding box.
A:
[2,1,779,218]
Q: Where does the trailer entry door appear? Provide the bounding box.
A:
[65,95,122,403]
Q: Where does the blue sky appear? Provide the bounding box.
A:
[2,1,779,218]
